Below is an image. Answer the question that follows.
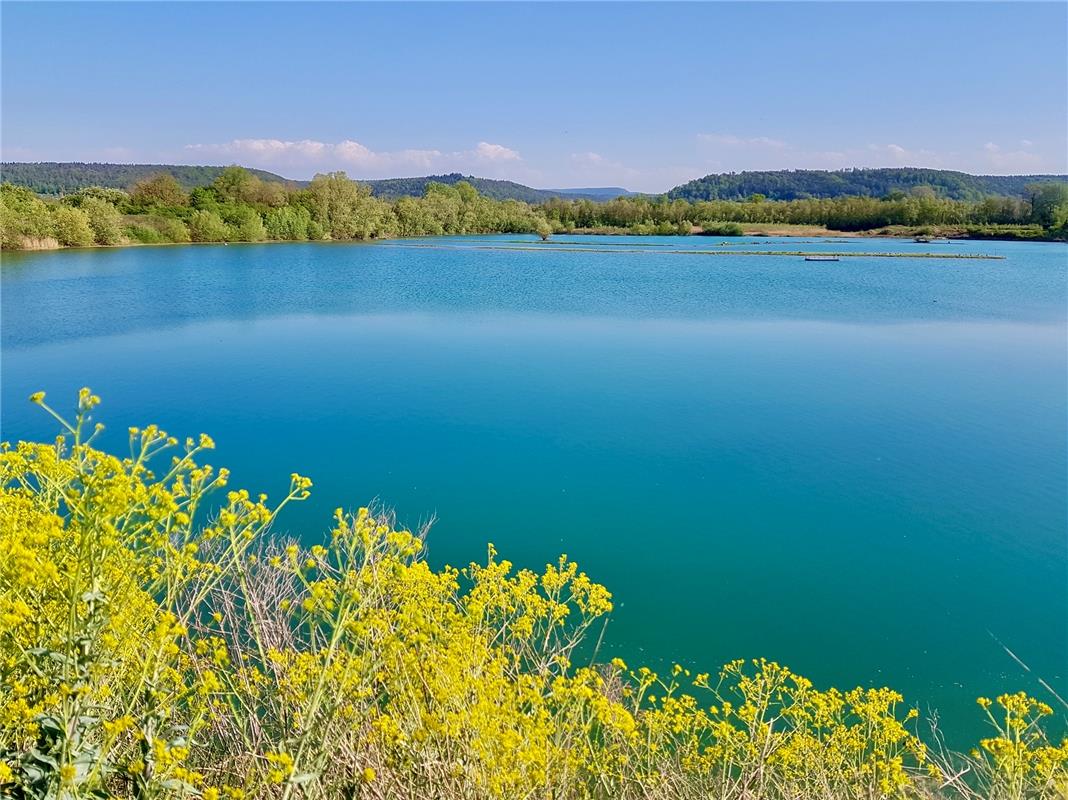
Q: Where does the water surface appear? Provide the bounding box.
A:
[3,235,1065,743]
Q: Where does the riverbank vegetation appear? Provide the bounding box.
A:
[0,168,547,251]
[1,390,1065,799]
[1,167,1066,251]
[540,184,1068,240]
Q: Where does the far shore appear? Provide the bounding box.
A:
[3,224,1064,257]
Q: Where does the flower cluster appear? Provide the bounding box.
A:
[0,391,1064,799]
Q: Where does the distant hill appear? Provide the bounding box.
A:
[667,168,1068,202]
[547,186,637,200]
[0,163,633,203]
[362,173,546,202]
[362,173,630,203]
[0,162,294,195]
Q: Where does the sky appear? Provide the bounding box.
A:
[2,1,1066,193]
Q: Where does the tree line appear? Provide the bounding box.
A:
[0,162,290,196]
[0,167,551,249]
[542,184,1068,237]
[2,166,1066,250]
[667,167,1068,202]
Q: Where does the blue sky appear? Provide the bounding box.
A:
[2,2,1065,192]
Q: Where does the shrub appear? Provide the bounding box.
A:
[0,392,1066,799]
[156,216,191,243]
[699,221,745,236]
[123,222,165,243]
[49,205,94,247]
[0,184,55,248]
[225,205,267,242]
[265,206,312,241]
[123,215,190,244]
[187,210,230,243]
[81,197,125,245]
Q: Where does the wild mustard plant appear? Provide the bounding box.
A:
[0,391,1064,799]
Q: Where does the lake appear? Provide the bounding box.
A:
[2,234,1065,745]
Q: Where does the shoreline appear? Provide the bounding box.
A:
[3,227,1064,257]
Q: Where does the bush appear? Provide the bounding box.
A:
[1,391,1065,800]
[61,186,130,208]
[225,205,267,242]
[122,215,191,244]
[0,184,55,248]
[50,205,94,247]
[156,216,191,243]
[187,209,230,242]
[964,224,1049,241]
[81,197,125,245]
[698,221,745,236]
[123,222,165,244]
[265,206,312,241]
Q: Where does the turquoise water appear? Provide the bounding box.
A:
[2,235,1065,744]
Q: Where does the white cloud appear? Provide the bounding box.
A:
[474,141,520,161]
[982,141,1045,171]
[183,138,522,179]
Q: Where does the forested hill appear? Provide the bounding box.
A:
[361,174,629,202]
[0,163,632,203]
[667,168,1068,202]
[0,162,293,195]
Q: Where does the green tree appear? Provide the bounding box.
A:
[213,166,258,203]
[62,186,130,208]
[187,210,230,242]
[50,205,95,246]
[155,216,191,243]
[0,184,55,247]
[393,196,443,236]
[305,172,395,240]
[1027,182,1068,227]
[130,173,187,207]
[226,205,267,242]
[80,197,125,245]
[264,206,312,240]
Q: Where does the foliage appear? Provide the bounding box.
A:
[336,173,630,203]
[263,206,315,242]
[221,206,267,243]
[3,168,1066,251]
[0,163,290,196]
[0,163,631,204]
[80,198,125,246]
[130,174,188,209]
[300,172,396,240]
[61,187,131,209]
[0,391,1065,800]
[123,216,191,245]
[696,221,744,236]
[0,184,56,248]
[668,168,1068,202]
[186,210,230,243]
[1027,182,1068,229]
[541,189,1068,237]
[49,206,94,247]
